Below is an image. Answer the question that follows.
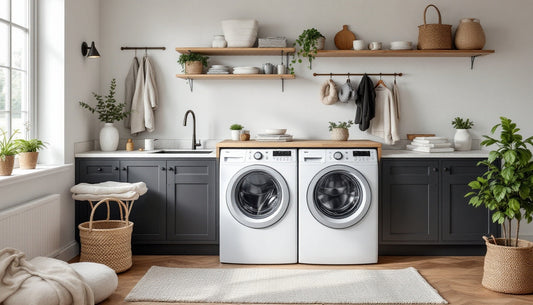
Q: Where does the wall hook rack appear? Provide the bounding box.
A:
[121,46,166,51]
[313,72,403,77]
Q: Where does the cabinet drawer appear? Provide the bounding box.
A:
[77,159,120,183]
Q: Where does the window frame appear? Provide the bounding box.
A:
[0,0,36,139]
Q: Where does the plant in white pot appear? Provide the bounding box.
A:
[178,52,209,74]
[289,28,325,74]
[79,79,130,152]
[0,129,19,176]
[466,117,533,294]
[14,138,47,169]
[329,120,353,141]
[230,124,244,141]
[452,117,474,151]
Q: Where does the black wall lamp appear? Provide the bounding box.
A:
[81,41,100,58]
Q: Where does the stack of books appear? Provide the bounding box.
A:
[406,136,454,153]
[255,134,293,142]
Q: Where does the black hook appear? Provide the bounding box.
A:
[379,73,382,80]
[394,73,397,84]
[329,73,332,79]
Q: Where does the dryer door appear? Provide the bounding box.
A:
[307,165,371,229]
[226,165,289,229]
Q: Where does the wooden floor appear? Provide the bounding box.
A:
[98,255,533,305]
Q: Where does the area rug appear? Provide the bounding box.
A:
[125,267,447,304]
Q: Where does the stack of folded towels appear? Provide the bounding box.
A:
[406,136,454,153]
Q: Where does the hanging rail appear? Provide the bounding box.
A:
[120,46,166,50]
[313,72,403,77]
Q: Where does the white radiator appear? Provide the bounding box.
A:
[0,194,61,259]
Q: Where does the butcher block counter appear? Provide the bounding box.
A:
[216,140,382,158]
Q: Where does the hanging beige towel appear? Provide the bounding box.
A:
[392,81,401,120]
[143,57,158,132]
[124,57,139,129]
[130,57,146,134]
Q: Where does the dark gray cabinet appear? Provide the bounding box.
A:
[380,158,499,254]
[75,157,218,254]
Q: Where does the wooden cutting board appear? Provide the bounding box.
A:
[334,25,356,50]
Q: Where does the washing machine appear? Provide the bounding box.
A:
[298,148,378,264]
[219,149,297,264]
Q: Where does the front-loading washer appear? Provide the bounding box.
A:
[299,148,378,264]
[219,149,297,264]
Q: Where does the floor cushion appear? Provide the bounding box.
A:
[70,262,118,303]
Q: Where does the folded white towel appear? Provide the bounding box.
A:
[70,181,147,196]
[72,191,140,202]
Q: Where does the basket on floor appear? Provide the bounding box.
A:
[78,199,133,273]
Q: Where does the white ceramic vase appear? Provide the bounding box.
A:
[454,129,472,151]
[231,130,241,141]
[100,123,119,151]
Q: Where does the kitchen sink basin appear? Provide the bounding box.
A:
[151,149,213,154]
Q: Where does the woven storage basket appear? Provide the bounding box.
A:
[79,199,133,273]
[417,4,452,50]
[482,236,533,294]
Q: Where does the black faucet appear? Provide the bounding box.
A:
[183,110,201,150]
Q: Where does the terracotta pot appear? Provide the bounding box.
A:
[455,18,486,50]
[18,152,39,169]
[185,61,203,74]
[0,155,15,176]
[330,128,349,141]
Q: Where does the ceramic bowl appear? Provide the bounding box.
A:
[262,129,287,135]
[222,19,258,47]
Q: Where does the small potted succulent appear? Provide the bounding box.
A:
[289,28,325,74]
[328,120,353,141]
[14,138,47,169]
[452,117,474,151]
[0,129,19,176]
[230,124,244,141]
[178,52,209,74]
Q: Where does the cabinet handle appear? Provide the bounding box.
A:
[96,167,103,172]
[168,167,174,171]
[122,167,127,171]
[443,167,449,172]
[161,167,166,171]
[432,167,439,172]
[114,167,119,171]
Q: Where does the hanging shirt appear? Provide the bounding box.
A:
[354,74,375,131]
[123,57,139,129]
[369,84,400,145]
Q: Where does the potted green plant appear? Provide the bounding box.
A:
[0,129,19,176]
[79,78,129,152]
[14,138,47,169]
[465,117,533,294]
[178,52,209,74]
[452,117,474,151]
[289,28,325,74]
[230,124,244,141]
[328,120,353,141]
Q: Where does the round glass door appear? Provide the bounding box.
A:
[227,165,289,228]
[307,165,371,229]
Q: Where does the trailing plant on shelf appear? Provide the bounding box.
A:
[79,78,130,123]
[289,28,325,74]
[451,117,474,129]
[177,52,209,73]
[466,117,533,247]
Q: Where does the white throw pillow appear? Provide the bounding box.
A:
[70,262,118,304]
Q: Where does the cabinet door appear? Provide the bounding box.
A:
[120,160,167,242]
[441,159,499,244]
[166,160,217,243]
[381,159,439,243]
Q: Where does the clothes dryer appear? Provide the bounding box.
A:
[298,149,378,264]
[220,149,297,264]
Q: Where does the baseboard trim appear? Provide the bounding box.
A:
[52,240,79,261]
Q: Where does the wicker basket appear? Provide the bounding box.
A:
[417,4,452,50]
[482,236,533,294]
[78,199,133,273]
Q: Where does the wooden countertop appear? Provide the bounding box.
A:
[216,140,382,158]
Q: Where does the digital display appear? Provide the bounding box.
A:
[273,151,292,156]
[353,151,371,157]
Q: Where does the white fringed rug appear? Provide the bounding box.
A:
[125,267,447,304]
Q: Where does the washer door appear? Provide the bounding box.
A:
[307,165,371,229]
[226,165,289,229]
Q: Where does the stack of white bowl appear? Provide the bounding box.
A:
[207,65,230,74]
[233,66,259,74]
[390,41,413,50]
[222,19,259,48]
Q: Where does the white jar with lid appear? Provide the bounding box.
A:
[212,35,227,48]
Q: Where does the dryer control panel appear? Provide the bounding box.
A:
[326,149,377,163]
[247,149,296,162]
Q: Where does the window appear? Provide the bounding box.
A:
[0,0,33,139]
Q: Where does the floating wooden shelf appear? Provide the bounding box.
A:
[315,49,494,57]
[175,74,295,80]
[175,47,295,56]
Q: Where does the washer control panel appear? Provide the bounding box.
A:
[326,149,377,162]
[246,149,296,162]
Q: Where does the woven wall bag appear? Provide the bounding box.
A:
[481,236,533,294]
[417,4,452,50]
[78,199,134,273]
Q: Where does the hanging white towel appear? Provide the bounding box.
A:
[392,81,401,120]
[143,57,158,132]
[369,84,400,145]
[130,57,146,134]
[124,57,139,129]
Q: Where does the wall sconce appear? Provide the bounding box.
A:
[81,41,100,58]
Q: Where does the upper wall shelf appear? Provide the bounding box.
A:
[175,47,295,56]
[315,49,494,57]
